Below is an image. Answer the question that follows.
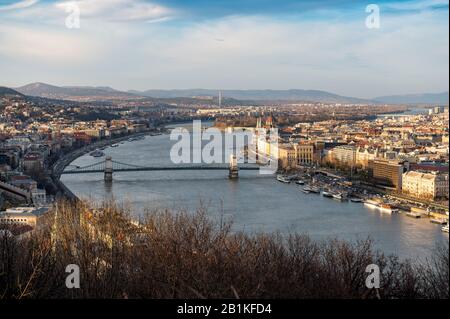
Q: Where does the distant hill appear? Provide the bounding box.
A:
[129,89,374,104]
[63,85,120,93]
[0,86,24,98]
[374,92,449,105]
[12,83,449,105]
[15,82,140,100]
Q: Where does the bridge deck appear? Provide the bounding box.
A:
[61,166,261,174]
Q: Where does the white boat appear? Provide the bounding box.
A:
[277,175,290,183]
[350,198,363,203]
[332,193,346,200]
[378,204,398,214]
[295,180,305,185]
[442,223,449,233]
[364,199,380,208]
[406,212,421,218]
[302,186,311,193]
[322,191,333,198]
[111,143,119,147]
[309,186,320,194]
[89,150,105,157]
[430,218,447,225]
[129,135,145,141]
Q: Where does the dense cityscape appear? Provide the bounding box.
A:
[0,85,448,238]
[1,0,448,306]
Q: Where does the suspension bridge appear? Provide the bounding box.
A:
[60,156,264,181]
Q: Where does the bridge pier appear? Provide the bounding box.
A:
[104,156,113,182]
[229,155,239,179]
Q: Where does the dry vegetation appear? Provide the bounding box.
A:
[0,199,448,299]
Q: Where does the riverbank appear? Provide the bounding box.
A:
[278,167,448,231]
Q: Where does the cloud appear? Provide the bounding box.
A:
[0,24,101,64]
[132,12,448,97]
[55,0,173,22]
[0,0,173,65]
[385,0,449,11]
[0,0,173,24]
[0,0,38,11]
[0,1,447,97]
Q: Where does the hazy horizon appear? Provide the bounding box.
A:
[3,81,449,101]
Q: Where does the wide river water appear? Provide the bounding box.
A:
[61,122,448,260]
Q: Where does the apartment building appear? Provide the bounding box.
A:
[278,144,298,169]
[297,144,315,165]
[356,147,378,168]
[332,145,356,167]
[83,128,106,139]
[368,159,404,191]
[22,153,44,172]
[402,171,449,200]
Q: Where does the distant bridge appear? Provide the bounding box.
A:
[60,156,263,181]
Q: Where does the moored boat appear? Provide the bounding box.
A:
[442,223,449,233]
[276,175,290,183]
[89,150,105,157]
[364,199,380,208]
[332,193,346,201]
[322,191,333,198]
[308,186,320,194]
[430,218,447,225]
[302,186,311,192]
[406,212,421,218]
[379,203,398,214]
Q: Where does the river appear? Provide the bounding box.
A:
[61,123,448,260]
[377,106,429,118]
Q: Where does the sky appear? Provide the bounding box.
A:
[0,0,448,98]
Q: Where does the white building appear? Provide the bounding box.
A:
[332,145,356,167]
[0,207,49,229]
[31,189,47,206]
[402,171,449,200]
[356,147,378,168]
[0,207,38,227]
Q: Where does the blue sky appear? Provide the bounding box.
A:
[0,0,448,97]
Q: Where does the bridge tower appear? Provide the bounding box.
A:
[229,154,239,179]
[104,156,113,182]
